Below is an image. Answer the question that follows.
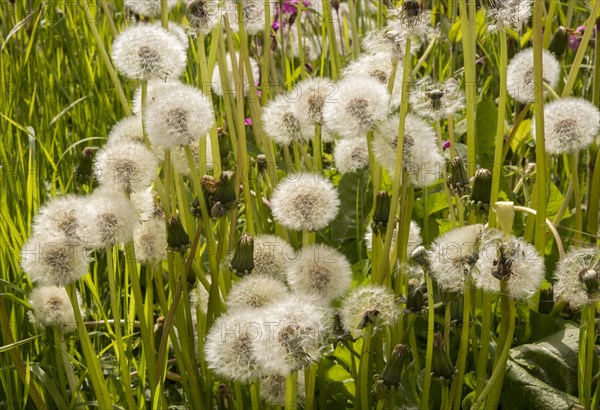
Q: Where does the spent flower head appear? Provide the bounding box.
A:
[409,78,464,121]
[32,195,86,241]
[107,115,145,145]
[28,285,81,333]
[226,274,289,312]
[133,215,167,265]
[474,229,545,299]
[554,247,600,308]
[253,235,296,281]
[532,97,600,155]
[486,0,533,31]
[111,24,186,81]
[144,82,215,149]
[292,77,336,125]
[286,244,352,303]
[94,141,158,195]
[340,285,399,338]
[262,93,315,146]
[506,48,560,104]
[186,0,222,35]
[322,75,390,139]
[124,0,178,18]
[372,113,445,187]
[428,224,485,294]
[212,52,260,97]
[225,0,265,35]
[270,173,340,231]
[333,138,370,174]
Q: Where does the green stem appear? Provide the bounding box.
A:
[357,323,374,410]
[378,36,412,283]
[474,285,516,409]
[571,153,583,241]
[322,0,341,79]
[587,146,600,240]
[449,284,471,410]
[532,0,548,256]
[251,380,261,410]
[421,267,435,410]
[286,371,298,410]
[459,0,477,177]
[347,0,361,59]
[304,362,318,410]
[160,0,169,28]
[489,29,508,228]
[474,292,492,398]
[105,246,135,409]
[580,304,596,408]
[66,284,112,408]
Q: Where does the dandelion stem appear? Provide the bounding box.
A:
[347,0,361,59]
[580,303,596,408]
[571,153,583,241]
[459,0,477,177]
[286,371,298,410]
[587,146,600,239]
[474,292,492,399]
[160,0,169,29]
[357,323,375,410]
[489,29,508,228]
[449,283,471,410]
[304,362,318,410]
[421,265,435,410]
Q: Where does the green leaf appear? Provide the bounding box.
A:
[501,323,580,409]
[546,182,569,221]
[413,182,448,219]
[476,97,498,171]
[329,169,372,242]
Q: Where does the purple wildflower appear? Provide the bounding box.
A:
[568,25,586,50]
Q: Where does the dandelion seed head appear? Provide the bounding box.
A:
[554,247,600,308]
[322,75,389,139]
[134,216,166,264]
[21,234,90,286]
[340,285,399,338]
[186,0,222,35]
[333,137,370,174]
[253,235,296,282]
[112,24,186,81]
[507,48,560,104]
[286,244,352,303]
[486,0,533,31]
[293,77,336,125]
[270,173,340,231]
[474,229,545,299]
[429,224,484,294]
[254,295,332,376]
[409,78,464,121]
[372,114,445,187]
[532,97,600,155]
[78,187,139,249]
[144,82,214,149]
[225,0,265,35]
[107,116,145,146]
[262,93,314,146]
[167,136,213,176]
[94,141,158,195]
[28,285,81,333]
[32,195,86,241]
[204,311,265,383]
[226,274,289,312]
[211,52,260,97]
[124,0,178,18]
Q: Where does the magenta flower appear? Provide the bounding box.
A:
[568,25,586,50]
[245,118,253,126]
[442,140,451,150]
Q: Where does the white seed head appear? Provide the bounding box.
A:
[292,77,336,125]
[254,295,332,376]
[186,0,222,35]
[28,285,81,333]
[270,173,340,231]
[333,137,370,174]
[226,274,289,312]
[260,373,306,406]
[507,48,560,104]
[340,285,399,338]
[78,187,139,249]
[532,97,600,155]
[94,141,158,195]
[130,187,157,222]
[144,82,215,149]
[107,116,145,145]
[166,22,190,52]
[124,0,178,18]
[286,244,352,303]
[372,113,445,187]
[212,52,260,97]
[429,224,484,294]
[554,247,600,308]
[225,0,265,35]
[253,235,296,281]
[204,311,265,383]
[322,75,390,139]
[189,280,210,358]
[32,195,86,241]
[134,216,166,264]
[262,93,315,146]
[486,0,533,31]
[365,220,423,258]
[132,79,180,115]
[111,24,187,81]
[474,229,545,300]
[21,233,90,286]
[409,78,465,121]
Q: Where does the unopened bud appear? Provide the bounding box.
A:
[431,332,456,384]
[372,191,391,235]
[467,168,492,213]
[167,216,190,253]
[448,156,470,196]
[230,233,254,276]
